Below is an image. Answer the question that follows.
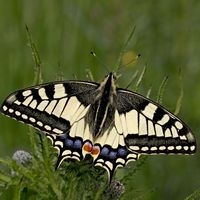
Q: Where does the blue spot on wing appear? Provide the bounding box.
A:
[47,133,86,168]
[109,151,117,159]
[94,144,139,182]
[101,146,109,156]
[117,148,127,157]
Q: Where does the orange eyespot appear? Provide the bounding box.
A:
[91,146,100,156]
[83,142,93,153]
[83,142,100,158]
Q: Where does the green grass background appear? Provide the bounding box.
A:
[0,1,199,199]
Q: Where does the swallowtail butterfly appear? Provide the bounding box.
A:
[1,73,196,181]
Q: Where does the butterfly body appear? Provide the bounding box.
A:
[87,73,116,138]
[1,73,196,181]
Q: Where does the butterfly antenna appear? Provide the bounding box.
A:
[90,51,111,73]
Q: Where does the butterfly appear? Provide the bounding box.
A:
[0,72,196,181]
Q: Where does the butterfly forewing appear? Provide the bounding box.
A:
[116,89,196,154]
[1,81,98,135]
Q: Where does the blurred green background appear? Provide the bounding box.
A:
[0,1,199,199]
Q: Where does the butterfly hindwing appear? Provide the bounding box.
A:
[94,145,139,181]
[46,132,85,167]
[116,89,196,154]
[93,126,139,181]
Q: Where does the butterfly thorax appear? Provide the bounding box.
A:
[86,73,117,139]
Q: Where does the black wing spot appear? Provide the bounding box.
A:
[137,99,149,111]
[44,84,55,99]
[32,89,42,103]
[63,83,72,95]
[178,126,188,136]
[15,91,25,102]
[163,118,175,129]
[153,107,166,122]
